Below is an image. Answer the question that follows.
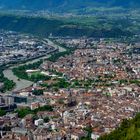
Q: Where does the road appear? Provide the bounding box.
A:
[3,39,66,92]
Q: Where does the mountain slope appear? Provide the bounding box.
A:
[0,0,139,12]
[98,113,140,140]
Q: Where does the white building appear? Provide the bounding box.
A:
[35,119,44,126]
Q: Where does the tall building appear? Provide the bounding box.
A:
[0,96,5,105]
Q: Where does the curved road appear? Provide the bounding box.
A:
[3,39,66,92]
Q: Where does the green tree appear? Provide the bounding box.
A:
[0,109,6,116]
[44,116,50,123]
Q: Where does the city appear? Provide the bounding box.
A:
[0,35,139,139]
[0,0,139,140]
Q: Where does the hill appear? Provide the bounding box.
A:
[0,15,133,38]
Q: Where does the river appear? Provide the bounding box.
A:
[3,39,66,92]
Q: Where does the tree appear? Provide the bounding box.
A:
[0,109,6,116]
[44,116,50,123]
[32,89,43,96]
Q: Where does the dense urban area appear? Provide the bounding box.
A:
[0,29,139,140]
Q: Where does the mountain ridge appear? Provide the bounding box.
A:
[0,0,139,12]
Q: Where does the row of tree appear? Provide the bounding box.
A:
[15,105,53,118]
